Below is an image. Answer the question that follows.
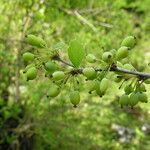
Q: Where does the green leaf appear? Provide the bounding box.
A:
[68,40,85,67]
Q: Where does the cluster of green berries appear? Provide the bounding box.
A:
[21,34,149,108]
[119,83,148,108]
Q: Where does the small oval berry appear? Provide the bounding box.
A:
[113,75,122,83]
[102,52,113,63]
[83,67,96,80]
[44,61,58,73]
[138,92,148,103]
[69,91,80,107]
[26,67,37,81]
[116,46,129,60]
[129,92,139,107]
[123,64,135,70]
[136,84,146,92]
[26,34,47,48]
[144,78,150,84]
[24,63,35,73]
[119,94,129,106]
[124,85,133,95]
[52,71,65,81]
[121,36,136,49]
[100,78,109,94]
[86,54,96,63]
[23,52,34,62]
[86,80,97,92]
[48,85,60,97]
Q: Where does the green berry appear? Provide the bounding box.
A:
[52,71,65,81]
[116,46,129,60]
[144,78,150,84]
[86,80,98,92]
[124,85,133,95]
[119,94,129,106]
[138,92,148,103]
[94,80,102,96]
[129,92,139,107]
[123,64,135,70]
[121,36,136,49]
[113,75,122,83]
[136,84,146,92]
[26,34,47,48]
[102,52,113,63]
[26,67,37,80]
[69,91,80,107]
[48,85,60,97]
[44,61,58,73]
[86,54,96,63]
[100,78,109,94]
[23,52,34,62]
[24,63,35,73]
[83,67,97,80]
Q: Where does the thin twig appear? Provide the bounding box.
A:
[54,56,150,79]
[73,10,98,32]
[60,8,98,32]
[112,67,150,79]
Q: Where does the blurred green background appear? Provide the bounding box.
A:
[0,0,150,149]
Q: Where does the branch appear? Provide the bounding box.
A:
[60,8,98,32]
[111,66,150,79]
[54,56,150,79]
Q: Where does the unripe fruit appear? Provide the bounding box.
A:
[123,64,135,70]
[86,54,96,63]
[124,85,133,95]
[138,92,148,103]
[113,75,122,83]
[83,67,96,80]
[129,92,139,107]
[52,71,65,81]
[116,46,129,60]
[26,34,47,48]
[102,52,113,63]
[69,91,80,107]
[121,36,136,49]
[144,78,150,84]
[87,80,100,93]
[100,78,109,94]
[48,85,60,97]
[23,52,34,62]
[94,80,103,97]
[136,84,146,92]
[26,67,37,80]
[44,61,58,73]
[119,94,129,106]
[24,63,35,73]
